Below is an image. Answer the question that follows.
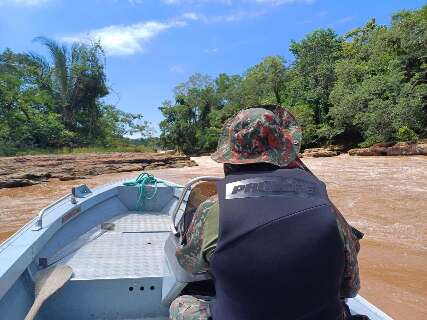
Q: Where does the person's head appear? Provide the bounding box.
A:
[211,105,302,174]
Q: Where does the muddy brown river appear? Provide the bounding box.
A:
[0,155,426,319]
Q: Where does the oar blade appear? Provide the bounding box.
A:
[25,265,73,320]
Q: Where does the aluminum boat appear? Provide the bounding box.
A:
[0,175,393,319]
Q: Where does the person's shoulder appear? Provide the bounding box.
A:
[201,194,218,206]
[199,194,219,212]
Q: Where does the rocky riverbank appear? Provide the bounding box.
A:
[348,141,427,156]
[2,141,425,189]
[0,152,197,189]
[301,147,340,158]
[301,141,427,158]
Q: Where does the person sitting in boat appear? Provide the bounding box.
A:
[170,105,364,320]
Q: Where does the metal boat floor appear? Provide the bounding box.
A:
[56,212,171,280]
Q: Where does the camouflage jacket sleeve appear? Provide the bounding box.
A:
[333,204,361,298]
[175,195,219,274]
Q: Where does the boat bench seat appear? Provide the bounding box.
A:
[60,212,171,280]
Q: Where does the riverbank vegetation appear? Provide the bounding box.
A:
[1,6,426,156]
[159,6,427,154]
[0,38,153,156]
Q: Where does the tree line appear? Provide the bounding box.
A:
[1,6,425,156]
[0,38,151,156]
[159,6,426,154]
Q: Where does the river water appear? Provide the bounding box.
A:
[0,155,426,319]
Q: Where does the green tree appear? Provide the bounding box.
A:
[329,8,427,146]
[159,6,427,153]
[33,37,109,141]
[99,105,147,145]
[159,101,198,154]
[174,73,220,129]
[242,56,287,105]
[0,40,148,154]
[0,49,72,151]
[288,29,343,123]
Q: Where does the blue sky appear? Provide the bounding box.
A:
[0,0,425,131]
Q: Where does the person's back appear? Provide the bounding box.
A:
[170,106,363,320]
[212,167,345,320]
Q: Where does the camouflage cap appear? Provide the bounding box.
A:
[211,106,302,166]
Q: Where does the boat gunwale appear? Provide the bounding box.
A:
[0,178,184,300]
[0,183,122,299]
[0,178,182,253]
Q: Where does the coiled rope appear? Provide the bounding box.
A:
[123,172,159,211]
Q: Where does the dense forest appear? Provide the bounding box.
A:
[0,6,426,156]
[159,6,427,154]
[0,38,152,156]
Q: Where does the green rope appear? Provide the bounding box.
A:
[123,172,159,211]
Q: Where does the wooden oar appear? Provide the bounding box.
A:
[25,265,73,320]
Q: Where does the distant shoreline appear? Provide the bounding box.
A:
[1,140,425,189]
[0,152,196,189]
[301,141,427,158]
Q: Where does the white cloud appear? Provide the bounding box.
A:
[253,0,314,5]
[300,19,312,24]
[164,0,311,5]
[170,64,185,73]
[316,10,328,17]
[60,0,313,57]
[0,0,50,6]
[181,9,266,23]
[128,0,143,5]
[62,20,186,56]
[204,47,219,53]
[337,15,354,24]
[164,0,314,23]
[217,9,267,22]
[182,12,201,20]
[164,0,232,4]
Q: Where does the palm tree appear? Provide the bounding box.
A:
[32,37,108,136]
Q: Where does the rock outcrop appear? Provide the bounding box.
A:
[302,147,339,158]
[0,152,197,189]
[348,142,427,156]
